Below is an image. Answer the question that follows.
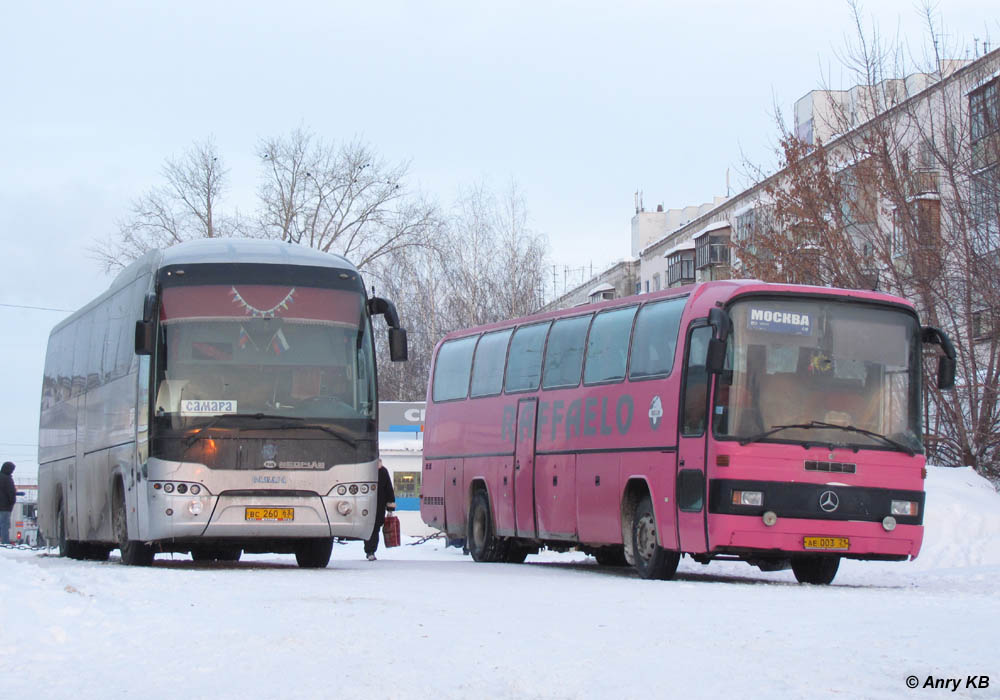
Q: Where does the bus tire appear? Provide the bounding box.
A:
[594,547,628,567]
[467,489,505,563]
[113,494,154,566]
[294,538,333,568]
[631,495,679,580]
[504,544,529,564]
[791,555,839,584]
[56,501,83,560]
[80,544,111,561]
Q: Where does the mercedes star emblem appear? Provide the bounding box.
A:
[819,490,840,513]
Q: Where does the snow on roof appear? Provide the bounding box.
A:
[588,283,615,295]
[664,241,696,257]
[692,219,732,239]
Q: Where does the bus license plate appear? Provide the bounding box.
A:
[245,507,295,522]
[804,536,849,550]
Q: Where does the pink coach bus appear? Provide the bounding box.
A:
[420,280,955,584]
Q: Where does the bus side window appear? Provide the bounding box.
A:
[542,315,590,390]
[432,336,478,402]
[584,307,637,385]
[505,322,550,393]
[682,326,713,435]
[629,297,686,380]
[470,329,513,398]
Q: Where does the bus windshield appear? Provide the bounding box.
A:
[713,298,921,452]
[153,283,376,430]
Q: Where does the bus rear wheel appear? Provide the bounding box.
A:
[56,502,83,560]
[467,489,506,563]
[113,493,153,566]
[791,555,840,584]
[631,496,680,580]
[294,538,333,568]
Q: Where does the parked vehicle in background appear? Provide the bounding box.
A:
[38,239,407,567]
[420,280,955,584]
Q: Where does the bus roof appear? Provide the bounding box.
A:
[159,238,357,272]
[50,239,360,336]
[435,279,917,344]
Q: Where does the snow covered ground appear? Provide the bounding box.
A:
[2,466,998,699]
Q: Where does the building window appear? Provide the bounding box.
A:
[667,252,695,286]
[971,77,1000,171]
[696,234,730,269]
[652,273,661,291]
[972,165,1000,255]
[972,309,996,342]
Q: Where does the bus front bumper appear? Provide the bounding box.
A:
[145,491,377,541]
[709,514,923,560]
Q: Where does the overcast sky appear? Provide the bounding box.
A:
[0,1,994,478]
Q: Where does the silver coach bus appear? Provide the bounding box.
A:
[37,239,407,567]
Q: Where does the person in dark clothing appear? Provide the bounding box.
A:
[0,461,16,545]
[364,459,396,561]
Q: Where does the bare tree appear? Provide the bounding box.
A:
[255,129,438,270]
[734,1,1000,479]
[373,181,549,401]
[92,138,234,272]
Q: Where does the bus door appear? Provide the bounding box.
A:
[676,323,713,554]
[514,398,538,538]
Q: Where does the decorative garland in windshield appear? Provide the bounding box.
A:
[230,287,296,318]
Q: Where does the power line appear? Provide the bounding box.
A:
[0,302,73,313]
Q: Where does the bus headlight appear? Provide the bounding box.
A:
[337,486,347,496]
[882,516,897,532]
[189,501,203,516]
[890,500,919,516]
[732,490,763,507]
[762,511,778,527]
[337,501,352,516]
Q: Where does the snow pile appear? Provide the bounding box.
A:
[0,465,997,699]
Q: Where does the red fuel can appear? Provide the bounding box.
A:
[382,514,401,548]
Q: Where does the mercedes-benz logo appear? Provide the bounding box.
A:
[819,490,840,513]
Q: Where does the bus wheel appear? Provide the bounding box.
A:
[504,544,529,564]
[594,547,628,567]
[791,555,840,585]
[295,538,332,568]
[631,496,680,580]
[56,503,82,560]
[467,490,504,563]
[113,494,153,566]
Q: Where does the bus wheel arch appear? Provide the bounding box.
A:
[620,479,652,567]
[623,481,680,580]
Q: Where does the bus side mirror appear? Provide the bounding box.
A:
[937,356,955,390]
[389,327,408,362]
[369,297,409,362]
[921,326,956,391]
[707,338,727,374]
[142,293,157,323]
[708,307,731,342]
[135,321,154,356]
[135,292,157,356]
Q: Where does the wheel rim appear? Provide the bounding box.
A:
[636,513,657,562]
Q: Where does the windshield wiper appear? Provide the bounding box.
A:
[243,414,361,448]
[739,420,915,456]
[183,414,233,448]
